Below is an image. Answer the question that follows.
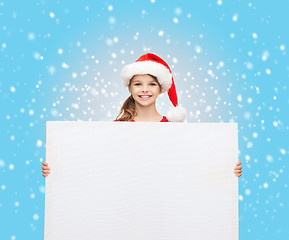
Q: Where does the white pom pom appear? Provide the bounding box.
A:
[166,106,187,122]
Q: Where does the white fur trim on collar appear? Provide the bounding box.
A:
[121,61,173,93]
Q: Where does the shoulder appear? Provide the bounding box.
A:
[113,119,133,122]
[161,116,169,122]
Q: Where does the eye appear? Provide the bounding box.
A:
[150,83,156,86]
[134,83,141,86]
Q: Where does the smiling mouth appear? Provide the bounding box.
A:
[138,95,152,98]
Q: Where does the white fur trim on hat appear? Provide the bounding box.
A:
[121,61,173,93]
[166,105,187,122]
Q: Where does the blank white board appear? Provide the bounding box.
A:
[45,121,238,240]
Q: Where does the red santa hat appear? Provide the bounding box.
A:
[120,53,187,122]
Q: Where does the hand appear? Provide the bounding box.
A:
[42,161,51,177]
[234,161,242,177]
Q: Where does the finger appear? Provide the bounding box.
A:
[236,166,242,170]
[43,162,48,166]
[234,170,242,173]
[42,170,50,174]
[236,161,241,165]
[42,166,50,170]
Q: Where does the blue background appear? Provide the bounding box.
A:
[0,0,288,239]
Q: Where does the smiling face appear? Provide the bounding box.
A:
[128,74,162,107]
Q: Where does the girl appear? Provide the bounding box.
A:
[42,53,242,177]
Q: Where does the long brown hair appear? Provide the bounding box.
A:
[115,74,160,121]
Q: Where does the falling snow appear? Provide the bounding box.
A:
[1,1,288,239]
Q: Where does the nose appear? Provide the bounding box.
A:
[141,84,148,92]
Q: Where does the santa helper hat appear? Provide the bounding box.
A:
[120,53,187,122]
